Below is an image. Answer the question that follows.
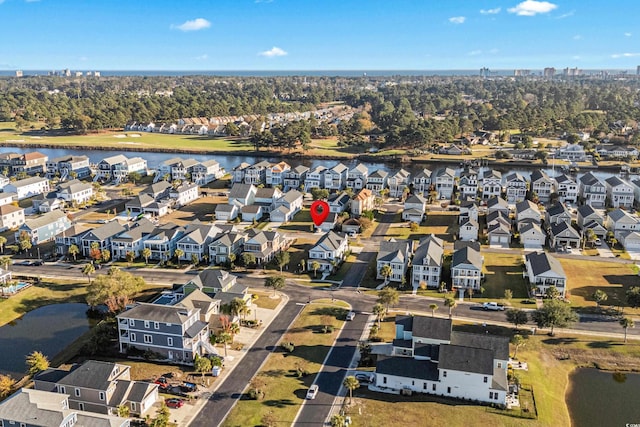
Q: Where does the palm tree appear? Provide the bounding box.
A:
[444,297,457,318]
[174,248,184,266]
[372,303,386,327]
[0,256,10,272]
[311,261,321,278]
[377,287,399,314]
[592,289,608,309]
[619,317,635,343]
[379,264,392,285]
[429,303,438,317]
[0,236,6,253]
[68,244,80,262]
[82,263,95,284]
[141,247,151,265]
[229,297,248,320]
[511,334,525,359]
[342,376,360,405]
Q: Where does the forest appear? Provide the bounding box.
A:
[1,74,639,149]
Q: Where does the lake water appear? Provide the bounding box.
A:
[566,368,640,427]
[0,303,92,378]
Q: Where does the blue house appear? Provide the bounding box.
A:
[16,210,72,245]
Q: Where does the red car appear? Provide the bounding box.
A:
[165,398,185,409]
[155,377,169,386]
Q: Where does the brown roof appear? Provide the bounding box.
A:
[23,152,47,161]
[0,204,23,215]
[354,188,372,201]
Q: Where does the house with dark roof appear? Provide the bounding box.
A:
[16,210,72,245]
[111,219,156,260]
[434,168,456,199]
[142,223,184,261]
[605,176,634,208]
[377,239,414,283]
[412,168,432,195]
[34,360,158,417]
[524,251,567,297]
[555,173,578,203]
[545,203,572,226]
[481,170,502,200]
[504,172,527,203]
[346,164,369,191]
[182,268,251,307]
[530,170,556,203]
[411,235,444,289]
[577,204,603,228]
[488,220,512,247]
[373,315,509,406]
[365,169,388,195]
[458,168,478,199]
[451,244,483,291]
[578,172,606,208]
[308,231,348,274]
[515,200,541,231]
[80,220,126,257]
[486,196,510,216]
[519,221,546,249]
[283,165,309,191]
[328,192,351,214]
[208,232,245,265]
[458,217,479,242]
[549,222,581,249]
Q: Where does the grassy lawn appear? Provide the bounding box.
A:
[251,291,282,310]
[559,258,640,314]
[160,196,218,226]
[386,213,459,243]
[349,322,640,427]
[278,209,314,232]
[328,254,358,281]
[482,252,529,300]
[222,301,347,427]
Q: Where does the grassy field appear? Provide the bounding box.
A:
[222,301,348,427]
[348,321,640,427]
[251,291,282,310]
[385,212,459,242]
[482,252,529,300]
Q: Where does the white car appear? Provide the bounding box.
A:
[346,311,356,321]
[594,238,602,246]
[306,384,319,399]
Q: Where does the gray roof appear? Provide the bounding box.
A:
[554,173,575,185]
[547,203,570,217]
[312,231,347,252]
[605,176,627,187]
[438,344,494,375]
[57,179,92,194]
[188,269,237,290]
[505,172,526,183]
[328,192,350,206]
[487,196,509,211]
[577,204,597,218]
[9,176,49,188]
[515,200,539,215]
[255,187,279,199]
[0,389,66,426]
[450,331,510,361]
[405,194,427,205]
[228,183,255,200]
[369,169,388,179]
[101,154,128,165]
[23,210,68,231]
[291,165,309,174]
[550,221,580,238]
[530,169,551,183]
[526,251,566,278]
[376,356,439,381]
[117,303,195,324]
[142,180,172,196]
[84,220,126,241]
[411,316,453,341]
[482,169,502,180]
[215,203,237,213]
[378,239,412,263]
[607,208,637,223]
[281,189,302,204]
[413,168,432,179]
[126,194,154,208]
[113,218,156,242]
[579,171,604,186]
[451,245,482,270]
[520,221,544,235]
[145,222,184,242]
[56,360,125,390]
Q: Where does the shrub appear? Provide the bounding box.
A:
[281,342,295,353]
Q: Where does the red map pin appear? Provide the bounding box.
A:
[310,200,330,226]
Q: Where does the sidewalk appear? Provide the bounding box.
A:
[165,293,289,426]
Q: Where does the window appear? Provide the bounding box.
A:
[129,319,135,326]
[490,392,494,399]
[167,337,173,346]
[497,362,502,369]
[99,392,105,401]
[383,376,387,384]
[495,393,499,400]
[447,387,451,394]
[130,333,136,342]
[144,335,152,344]
[59,386,66,394]
[144,321,150,328]
[154,322,160,330]
[130,402,136,412]
[79,403,85,411]
[432,384,436,391]
[484,376,488,383]
[443,371,447,378]
[74,388,81,397]
[165,323,172,327]
[423,383,427,390]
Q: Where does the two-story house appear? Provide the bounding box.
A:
[434,168,456,199]
[376,239,413,283]
[307,231,349,274]
[56,180,94,206]
[243,229,286,264]
[142,223,185,261]
[324,163,349,191]
[412,168,432,195]
[351,188,375,217]
[169,182,199,207]
[579,172,606,208]
[549,221,581,249]
[176,223,223,261]
[411,235,444,290]
[5,176,50,200]
[458,168,478,199]
[12,152,48,176]
[208,232,245,265]
[530,170,556,203]
[366,169,388,195]
[111,219,156,260]
[388,169,411,198]
[243,160,271,186]
[605,208,640,239]
[283,165,309,191]
[271,189,304,223]
[80,220,127,257]
[228,183,257,207]
[451,243,483,291]
[346,164,369,191]
[504,172,527,203]
[46,155,91,179]
[265,161,291,187]
[0,204,25,231]
[16,210,72,245]
[481,170,502,200]
[605,176,635,208]
[402,194,427,223]
[545,203,572,226]
[305,165,327,191]
[515,200,542,231]
[555,173,578,203]
[328,192,351,214]
[191,159,224,185]
[524,251,567,297]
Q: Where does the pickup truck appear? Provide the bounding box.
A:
[482,302,505,311]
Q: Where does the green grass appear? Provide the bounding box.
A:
[221,301,347,427]
[278,209,314,232]
[482,252,529,300]
[251,291,282,310]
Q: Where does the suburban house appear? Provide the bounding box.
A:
[341,218,362,235]
[243,229,286,264]
[266,161,291,187]
[377,239,414,283]
[366,169,389,195]
[0,176,9,192]
[549,221,581,249]
[5,176,50,200]
[0,192,17,207]
[34,360,159,417]
[253,187,283,214]
[488,221,512,247]
[271,189,304,223]
[451,243,483,291]
[434,168,456,199]
[328,192,351,213]
[524,251,567,297]
[307,231,349,274]
[32,193,64,214]
[605,209,640,238]
[545,203,572,226]
[243,160,271,186]
[215,203,239,222]
[373,316,508,406]
[125,194,168,218]
[412,168,432,195]
[577,204,604,228]
[351,188,375,216]
[324,163,349,191]
[116,303,211,364]
[56,180,94,206]
[388,169,411,198]
[175,223,222,261]
[459,200,479,224]
[458,168,478,199]
[515,200,541,230]
[0,389,131,427]
[231,162,251,183]
[208,232,245,265]
[169,182,199,207]
[141,181,172,200]
[578,172,606,208]
[142,223,185,261]
[16,210,72,245]
[96,155,147,183]
[555,173,578,203]
[0,204,25,231]
[557,143,586,161]
[605,176,634,208]
[110,219,156,260]
[228,183,257,207]
[402,194,427,223]
[458,217,479,241]
[346,164,369,191]
[305,165,327,191]
[181,269,250,307]
[241,205,263,222]
[80,220,126,257]
[191,159,224,185]
[486,196,510,217]
[486,210,511,229]
[504,173,528,203]
[283,165,309,191]
[481,170,502,200]
[530,170,556,203]
[519,222,547,249]
[618,231,640,250]
[411,235,444,289]
[46,155,91,179]
[316,212,338,233]
[12,151,48,176]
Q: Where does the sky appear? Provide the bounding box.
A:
[0,0,638,71]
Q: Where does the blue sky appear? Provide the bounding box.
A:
[0,0,638,70]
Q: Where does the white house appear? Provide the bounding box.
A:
[549,221,581,249]
[515,200,541,230]
[241,205,263,222]
[351,188,375,216]
[169,183,199,207]
[605,176,634,208]
[451,244,483,290]
[215,204,239,221]
[488,221,511,247]
[228,183,257,207]
[307,231,348,273]
[411,235,444,289]
[266,161,291,187]
[377,239,413,283]
[530,170,556,203]
[0,204,25,231]
[545,203,572,226]
[504,173,527,204]
[56,179,93,206]
[412,168,432,195]
[434,168,456,199]
[555,173,578,203]
[481,170,502,200]
[458,168,478,199]
[577,204,603,229]
[605,208,640,239]
[402,194,427,223]
[346,164,369,191]
[328,192,351,213]
[366,169,389,195]
[324,163,349,191]
[519,222,546,249]
[5,176,50,200]
[524,251,567,297]
[305,165,327,191]
[579,172,606,208]
[388,169,411,198]
[458,217,479,242]
[557,143,586,161]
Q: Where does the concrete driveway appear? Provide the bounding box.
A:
[597,241,615,258]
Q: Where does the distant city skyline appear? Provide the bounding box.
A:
[0,0,638,71]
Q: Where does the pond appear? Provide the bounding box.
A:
[0,303,92,378]
[566,367,640,427]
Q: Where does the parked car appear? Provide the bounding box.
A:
[165,398,185,409]
[179,382,198,393]
[346,311,356,321]
[482,302,505,311]
[594,238,602,246]
[306,384,319,400]
[355,373,374,384]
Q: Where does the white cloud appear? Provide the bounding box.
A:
[625,32,632,37]
[508,1,557,16]
[480,7,501,14]
[469,50,483,56]
[195,54,208,61]
[259,47,287,57]
[573,35,582,40]
[449,16,466,24]
[172,18,211,32]
[611,53,640,58]
[555,10,575,19]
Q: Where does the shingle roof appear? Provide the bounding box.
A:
[117,303,194,324]
[451,245,482,269]
[378,239,412,263]
[23,210,68,231]
[57,360,124,390]
[84,220,126,241]
[0,204,23,215]
[9,176,48,188]
[412,316,452,341]
[577,204,597,218]
[228,183,255,200]
[547,203,569,217]
[450,331,510,361]
[376,356,439,381]
[550,221,580,238]
[526,251,566,278]
[438,344,495,375]
[312,231,347,252]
